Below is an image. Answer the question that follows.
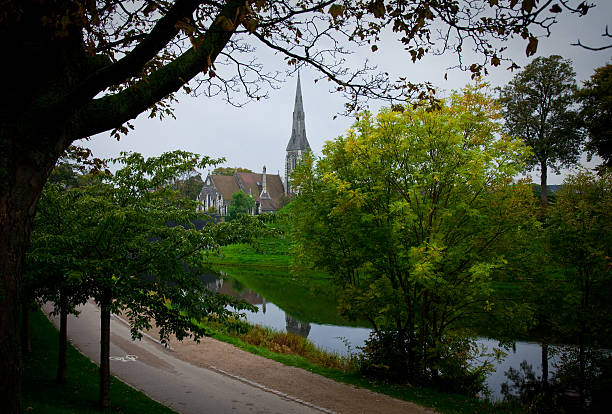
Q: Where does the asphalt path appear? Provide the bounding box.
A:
[43,301,322,414]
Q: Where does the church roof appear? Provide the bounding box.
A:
[286,73,311,152]
[205,172,284,212]
[210,175,240,200]
[235,172,284,211]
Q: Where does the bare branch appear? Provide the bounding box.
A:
[572,25,612,51]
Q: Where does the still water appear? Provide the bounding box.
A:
[205,273,556,400]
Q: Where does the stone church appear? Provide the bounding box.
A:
[197,74,311,216]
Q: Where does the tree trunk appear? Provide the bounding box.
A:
[100,290,112,408]
[541,341,549,389]
[578,338,585,411]
[0,2,241,411]
[21,302,31,355]
[57,289,68,383]
[0,151,55,414]
[540,161,548,207]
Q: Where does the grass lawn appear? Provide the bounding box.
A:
[21,308,176,414]
[204,238,294,268]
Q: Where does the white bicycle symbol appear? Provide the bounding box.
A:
[109,354,138,362]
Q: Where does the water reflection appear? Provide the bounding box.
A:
[286,314,311,337]
[204,271,556,400]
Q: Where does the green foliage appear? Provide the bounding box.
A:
[47,162,79,189]
[548,170,612,346]
[500,170,612,413]
[26,150,260,406]
[578,64,612,167]
[212,167,254,176]
[291,83,539,389]
[228,191,255,220]
[499,55,583,204]
[172,173,204,200]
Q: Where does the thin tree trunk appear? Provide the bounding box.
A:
[541,342,549,389]
[578,338,585,411]
[578,273,589,411]
[100,289,112,408]
[57,289,68,383]
[540,161,548,207]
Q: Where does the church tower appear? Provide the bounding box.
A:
[285,73,311,195]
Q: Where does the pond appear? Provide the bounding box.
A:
[202,269,560,400]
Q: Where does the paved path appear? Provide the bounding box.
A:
[44,301,319,414]
[44,301,435,414]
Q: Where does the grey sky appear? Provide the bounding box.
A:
[84,3,611,185]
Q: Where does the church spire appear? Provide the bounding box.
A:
[285,73,311,196]
[286,72,310,151]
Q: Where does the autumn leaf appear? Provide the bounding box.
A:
[521,0,536,14]
[328,4,344,21]
[526,36,538,56]
[217,15,234,31]
[243,19,258,33]
[549,4,562,13]
[367,0,386,18]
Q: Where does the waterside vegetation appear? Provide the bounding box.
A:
[197,317,521,414]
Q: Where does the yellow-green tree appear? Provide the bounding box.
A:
[291,85,538,392]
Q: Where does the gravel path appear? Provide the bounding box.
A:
[150,327,436,414]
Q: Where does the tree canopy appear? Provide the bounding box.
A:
[229,190,255,219]
[290,84,538,391]
[212,167,254,176]
[26,151,258,407]
[499,55,583,206]
[578,64,612,168]
[172,173,205,199]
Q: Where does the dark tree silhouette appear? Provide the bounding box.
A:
[499,55,583,206]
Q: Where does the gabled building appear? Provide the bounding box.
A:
[197,74,311,216]
[197,168,284,216]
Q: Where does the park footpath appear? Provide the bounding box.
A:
[44,300,435,414]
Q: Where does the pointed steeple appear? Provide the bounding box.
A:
[286,72,311,151]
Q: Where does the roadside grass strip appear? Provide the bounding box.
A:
[21,309,176,414]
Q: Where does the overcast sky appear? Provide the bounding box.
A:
[84,3,611,185]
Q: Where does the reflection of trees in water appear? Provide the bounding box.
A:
[203,275,267,305]
[502,346,612,413]
[197,272,222,290]
[285,314,311,338]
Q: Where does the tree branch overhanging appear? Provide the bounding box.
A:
[75,0,205,107]
[73,0,254,138]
